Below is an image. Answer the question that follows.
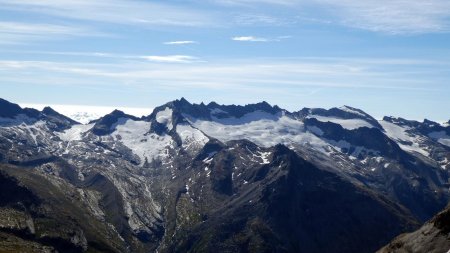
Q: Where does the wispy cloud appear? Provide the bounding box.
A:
[0,21,101,44]
[0,22,91,36]
[232,13,290,26]
[213,0,297,7]
[232,35,291,42]
[0,57,443,92]
[214,0,450,34]
[0,50,202,64]
[1,0,446,35]
[139,55,199,63]
[1,56,446,121]
[164,41,198,45]
[315,0,450,34]
[232,36,269,42]
[0,0,218,27]
[24,51,116,58]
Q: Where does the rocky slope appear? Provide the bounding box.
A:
[0,97,449,253]
[378,205,450,253]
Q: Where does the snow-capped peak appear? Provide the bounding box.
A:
[338,105,368,117]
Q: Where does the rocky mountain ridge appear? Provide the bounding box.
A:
[0,97,449,252]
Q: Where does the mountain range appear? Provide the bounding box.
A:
[0,97,449,253]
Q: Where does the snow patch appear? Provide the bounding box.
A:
[328,139,379,159]
[176,124,209,150]
[428,131,450,147]
[186,112,329,154]
[57,124,94,142]
[338,106,366,117]
[380,120,429,156]
[113,119,173,165]
[156,107,173,130]
[256,151,271,164]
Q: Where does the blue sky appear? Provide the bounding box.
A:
[0,0,449,121]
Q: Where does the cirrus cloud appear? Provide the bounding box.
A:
[163,41,198,45]
[139,55,199,63]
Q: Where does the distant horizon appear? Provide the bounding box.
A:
[12,98,449,124]
[1,0,449,122]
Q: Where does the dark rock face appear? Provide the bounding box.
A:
[378,206,450,253]
[0,165,124,253]
[173,145,417,253]
[42,106,79,131]
[305,118,401,158]
[91,110,139,136]
[0,98,25,118]
[384,116,450,136]
[265,146,419,252]
[146,98,283,122]
[0,171,40,208]
[297,106,383,129]
[0,99,77,130]
[0,98,41,122]
[206,101,283,119]
[304,117,450,222]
